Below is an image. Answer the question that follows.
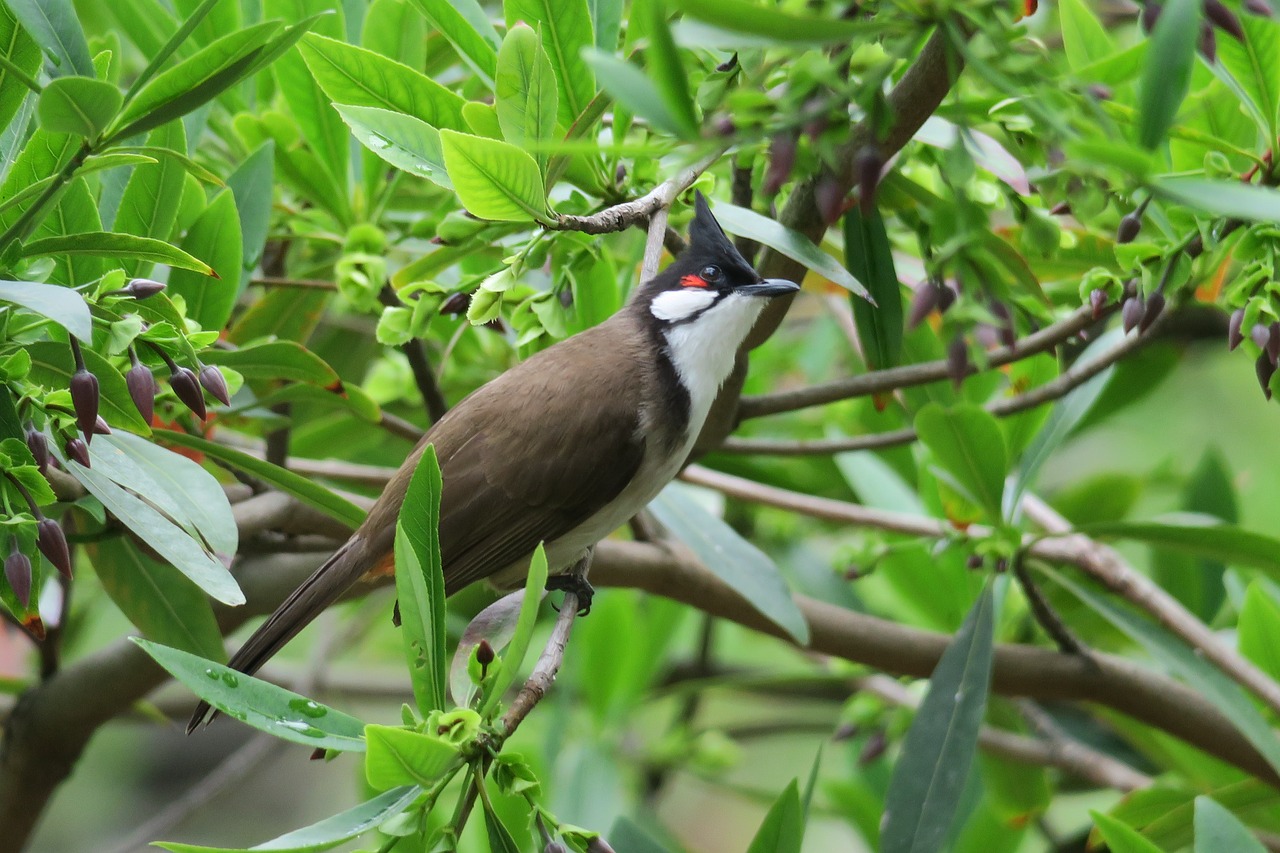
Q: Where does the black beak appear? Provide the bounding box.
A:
[735,278,800,297]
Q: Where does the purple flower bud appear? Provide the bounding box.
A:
[907,283,942,329]
[1186,232,1204,258]
[716,53,739,73]
[936,281,958,313]
[476,638,495,666]
[1205,0,1245,40]
[1229,308,1246,350]
[858,729,889,765]
[127,361,156,424]
[37,517,72,578]
[1199,22,1218,62]
[93,415,111,436]
[1050,201,1072,216]
[815,176,844,226]
[1116,213,1142,244]
[762,133,796,196]
[712,116,735,137]
[1122,296,1145,333]
[24,423,48,474]
[544,843,570,853]
[966,554,984,570]
[614,163,627,184]
[170,367,207,420]
[856,145,884,217]
[1258,352,1276,400]
[440,292,470,315]
[1141,2,1162,34]
[1252,322,1272,351]
[124,278,166,299]
[1087,84,1114,101]
[64,437,90,469]
[198,365,231,406]
[1089,288,1108,320]
[1268,321,1280,365]
[5,541,31,607]
[69,367,99,443]
[1139,291,1165,333]
[947,336,969,389]
[585,838,618,853]
[833,722,860,741]
[989,300,1016,348]
[1245,0,1273,17]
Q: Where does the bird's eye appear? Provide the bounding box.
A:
[700,265,722,282]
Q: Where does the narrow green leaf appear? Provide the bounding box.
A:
[1154,176,1280,224]
[505,0,594,128]
[0,127,76,236]
[203,341,340,386]
[495,24,558,175]
[583,48,692,139]
[1136,0,1199,149]
[406,0,497,87]
[915,403,1008,523]
[88,537,225,661]
[645,1,697,139]
[590,0,623,49]
[4,0,92,76]
[1090,812,1166,853]
[649,484,810,644]
[0,280,91,339]
[0,7,41,133]
[439,129,548,222]
[113,121,188,276]
[364,725,459,789]
[1059,0,1114,71]
[395,445,447,716]
[123,0,227,102]
[134,638,367,751]
[671,0,860,44]
[154,429,366,529]
[225,140,274,276]
[745,779,804,853]
[167,191,243,330]
[1195,797,1267,853]
[1214,14,1280,143]
[299,32,466,131]
[480,780,522,853]
[712,201,871,300]
[36,76,121,137]
[154,786,420,853]
[32,176,101,286]
[1081,515,1280,575]
[1239,583,1280,682]
[1044,566,1280,778]
[335,104,452,189]
[21,231,214,274]
[881,583,995,853]
[481,544,548,718]
[842,207,902,370]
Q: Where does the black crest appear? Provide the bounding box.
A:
[687,191,751,271]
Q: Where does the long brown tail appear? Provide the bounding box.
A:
[187,534,376,732]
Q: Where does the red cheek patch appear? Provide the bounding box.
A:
[680,274,708,288]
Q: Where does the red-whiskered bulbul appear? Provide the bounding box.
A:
[189,192,797,730]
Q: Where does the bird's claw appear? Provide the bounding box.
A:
[546,574,594,616]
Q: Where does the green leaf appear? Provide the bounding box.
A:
[203,341,340,386]
[1195,797,1266,853]
[1239,582,1280,682]
[365,725,459,788]
[480,544,548,718]
[505,0,594,128]
[1090,812,1166,853]
[1154,176,1280,223]
[649,484,810,644]
[495,24,558,175]
[335,104,451,189]
[107,22,280,141]
[32,176,101,286]
[1215,14,1280,142]
[113,121,188,276]
[154,786,420,853]
[21,231,215,274]
[0,128,77,236]
[480,779,522,853]
[0,280,91,339]
[154,429,366,529]
[298,32,466,131]
[87,536,225,661]
[712,202,871,301]
[224,140,274,279]
[123,0,228,102]
[395,445,447,716]
[4,0,92,76]
[881,583,995,853]
[1059,0,1113,71]
[842,207,902,370]
[439,129,548,222]
[26,342,150,433]
[167,191,243,330]
[590,0,623,49]
[36,76,121,137]
[1044,566,1280,779]
[1136,0,1199,149]
[645,1,698,139]
[0,7,41,134]
[915,404,1008,523]
[671,0,860,44]
[582,48,694,139]
[1081,515,1280,575]
[406,0,497,88]
[745,778,804,853]
[134,638,367,751]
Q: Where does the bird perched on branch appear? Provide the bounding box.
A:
[189,192,797,731]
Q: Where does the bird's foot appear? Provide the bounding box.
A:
[546,574,594,616]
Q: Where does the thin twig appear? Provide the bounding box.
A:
[499,592,580,738]
[379,287,448,423]
[1013,553,1088,657]
[641,206,670,283]
[378,411,426,442]
[250,276,336,291]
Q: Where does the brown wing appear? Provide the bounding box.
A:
[424,323,649,592]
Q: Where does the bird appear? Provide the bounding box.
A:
[188,192,798,730]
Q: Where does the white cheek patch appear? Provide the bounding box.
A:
[662,293,767,436]
[650,288,717,321]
